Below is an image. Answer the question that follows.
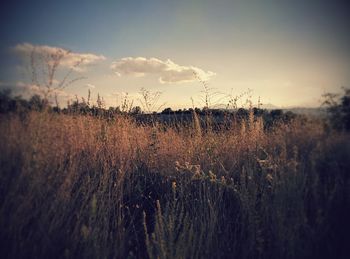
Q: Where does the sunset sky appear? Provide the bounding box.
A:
[1,0,349,109]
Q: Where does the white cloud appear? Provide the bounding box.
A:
[13,43,106,72]
[110,57,216,83]
[106,91,142,102]
[15,81,73,99]
[86,83,96,89]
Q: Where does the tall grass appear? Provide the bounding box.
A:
[0,111,349,259]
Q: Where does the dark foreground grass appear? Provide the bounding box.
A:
[0,111,349,259]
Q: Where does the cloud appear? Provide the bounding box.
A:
[110,57,216,83]
[14,81,74,99]
[13,43,106,72]
[86,83,96,89]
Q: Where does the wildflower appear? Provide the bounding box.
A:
[209,170,217,181]
[266,173,273,182]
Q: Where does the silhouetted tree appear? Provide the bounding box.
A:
[0,89,14,113]
[161,107,173,114]
[253,107,265,116]
[29,94,48,111]
[270,109,283,118]
[131,106,142,115]
[323,87,350,131]
[236,108,249,118]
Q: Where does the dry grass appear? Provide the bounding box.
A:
[0,111,349,259]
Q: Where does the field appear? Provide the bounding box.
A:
[0,110,349,259]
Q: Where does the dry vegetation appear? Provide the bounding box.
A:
[0,110,349,259]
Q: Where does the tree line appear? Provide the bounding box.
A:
[1,87,349,132]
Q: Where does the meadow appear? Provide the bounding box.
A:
[0,107,349,259]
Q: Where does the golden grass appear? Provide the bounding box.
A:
[0,111,349,259]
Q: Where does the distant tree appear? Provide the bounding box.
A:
[182,108,191,114]
[131,106,142,115]
[0,89,14,113]
[194,107,201,114]
[253,107,265,116]
[108,106,119,115]
[323,87,350,131]
[284,111,296,121]
[270,109,283,118]
[29,94,48,111]
[161,107,173,114]
[0,89,33,112]
[236,108,249,118]
[211,109,224,116]
[114,106,121,114]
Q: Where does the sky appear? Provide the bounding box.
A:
[0,0,349,109]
